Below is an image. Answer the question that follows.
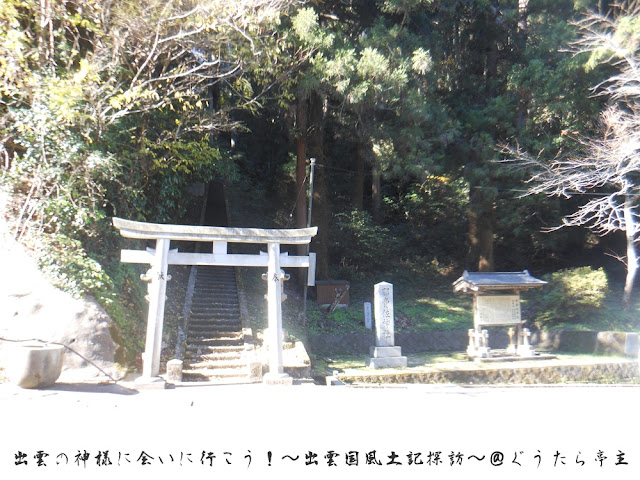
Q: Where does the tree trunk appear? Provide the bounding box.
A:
[351,142,366,211]
[371,157,381,222]
[518,0,529,36]
[466,148,495,272]
[516,0,530,130]
[468,188,495,272]
[38,0,54,67]
[308,90,330,280]
[623,198,638,308]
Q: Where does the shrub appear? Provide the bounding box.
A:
[331,210,399,274]
[526,266,609,326]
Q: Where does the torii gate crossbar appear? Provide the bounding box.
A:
[112,217,317,386]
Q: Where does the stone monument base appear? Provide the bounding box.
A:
[263,372,293,386]
[367,346,407,369]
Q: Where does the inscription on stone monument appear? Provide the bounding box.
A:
[374,282,394,347]
[367,281,407,369]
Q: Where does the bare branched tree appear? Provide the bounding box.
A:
[502,1,640,307]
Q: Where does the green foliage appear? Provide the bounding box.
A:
[38,234,112,297]
[292,7,333,49]
[7,100,122,239]
[304,305,370,335]
[34,232,145,363]
[331,210,398,274]
[527,267,609,326]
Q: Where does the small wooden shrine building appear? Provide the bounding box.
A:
[453,270,547,358]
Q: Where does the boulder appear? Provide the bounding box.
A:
[0,194,121,383]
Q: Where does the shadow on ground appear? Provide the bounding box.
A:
[42,382,139,395]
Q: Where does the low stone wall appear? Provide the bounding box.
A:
[306,330,514,355]
[534,330,639,356]
[338,360,640,385]
[305,329,639,356]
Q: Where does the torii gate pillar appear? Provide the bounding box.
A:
[264,242,290,384]
[143,238,170,381]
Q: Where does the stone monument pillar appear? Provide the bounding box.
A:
[364,302,372,329]
[367,282,407,369]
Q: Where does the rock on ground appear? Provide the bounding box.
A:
[0,190,122,383]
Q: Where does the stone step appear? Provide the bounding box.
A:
[183,366,246,376]
[187,337,244,346]
[188,325,241,332]
[190,299,238,306]
[190,308,239,316]
[188,327,242,336]
[191,299,239,306]
[197,272,236,278]
[188,322,242,329]
[186,359,246,370]
[193,287,238,293]
[195,286,237,293]
[190,314,240,321]
[190,303,239,309]
[185,349,245,359]
[182,264,250,383]
[190,310,239,316]
[189,319,242,327]
[191,292,238,303]
[191,302,240,313]
[189,308,240,314]
[185,345,245,354]
[196,281,237,286]
[189,312,240,319]
[191,295,238,302]
[191,292,238,304]
[191,305,239,312]
[189,315,241,323]
[192,296,238,302]
[191,298,238,305]
[197,276,237,282]
[184,351,242,362]
[197,270,235,277]
[182,369,250,382]
[188,330,243,339]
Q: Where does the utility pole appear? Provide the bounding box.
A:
[302,158,316,325]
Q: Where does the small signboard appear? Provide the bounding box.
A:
[476,295,521,326]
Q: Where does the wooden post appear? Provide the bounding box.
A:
[142,237,170,380]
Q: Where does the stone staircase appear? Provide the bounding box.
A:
[182,265,256,383]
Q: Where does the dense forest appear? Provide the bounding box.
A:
[1,0,639,350]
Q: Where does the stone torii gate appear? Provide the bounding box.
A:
[112,217,317,387]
